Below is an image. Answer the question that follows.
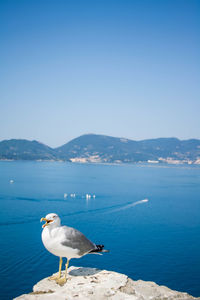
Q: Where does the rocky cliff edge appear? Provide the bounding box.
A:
[15,266,199,300]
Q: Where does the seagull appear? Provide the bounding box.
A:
[40,213,108,284]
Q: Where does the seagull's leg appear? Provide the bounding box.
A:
[58,256,63,278]
[56,258,70,285]
[65,258,70,280]
[49,257,63,281]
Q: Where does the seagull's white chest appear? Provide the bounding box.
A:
[41,226,80,259]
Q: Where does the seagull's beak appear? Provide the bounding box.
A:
[40,217,53,228]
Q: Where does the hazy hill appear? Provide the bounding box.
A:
[56,134,200,163]
[56,134,139,161]
[0,139,57,160]
[0,134,200,163]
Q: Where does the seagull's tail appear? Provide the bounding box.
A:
[89,244,109,254]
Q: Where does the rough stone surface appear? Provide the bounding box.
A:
[14,266,199,300]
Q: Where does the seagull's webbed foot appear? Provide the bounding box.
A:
[56,277,67,286]
[49,274,61,281]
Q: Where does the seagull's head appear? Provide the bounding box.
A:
[40,213,61,228]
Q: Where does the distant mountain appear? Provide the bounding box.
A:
[0,134,200,164]
[0,139,57,160]
[56,134,200,164]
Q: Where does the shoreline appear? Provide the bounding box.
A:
[0,159,200,168]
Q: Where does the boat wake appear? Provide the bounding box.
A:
[104,198,149,214]
[0,198,149,226]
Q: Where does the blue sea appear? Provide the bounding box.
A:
[0,161,200,299]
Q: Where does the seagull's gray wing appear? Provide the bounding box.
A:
[61,226,96,256]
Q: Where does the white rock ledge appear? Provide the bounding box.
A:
[15,266,199,300]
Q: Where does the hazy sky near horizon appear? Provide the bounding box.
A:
[0,0,200,147]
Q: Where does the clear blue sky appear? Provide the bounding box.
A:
[0,0,199,147]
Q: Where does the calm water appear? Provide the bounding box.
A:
[0,161,200,299]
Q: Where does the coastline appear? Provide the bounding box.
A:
[1,158,200,168]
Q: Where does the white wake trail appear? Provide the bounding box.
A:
[108,198,149,214]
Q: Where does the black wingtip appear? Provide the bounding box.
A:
[89,244,109,253]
